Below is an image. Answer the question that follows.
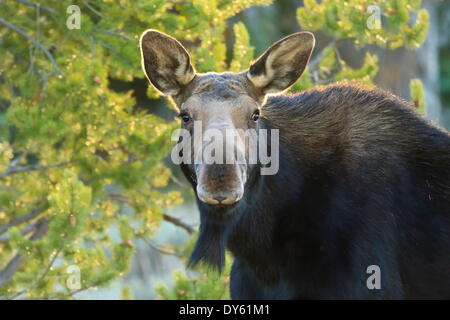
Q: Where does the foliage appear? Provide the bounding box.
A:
[156,268,230,300]
[291,0,429,92]
[297,0,429,49]
[410,78,426,115]
[155,237,232,300]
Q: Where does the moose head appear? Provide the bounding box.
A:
[140,30,315,210]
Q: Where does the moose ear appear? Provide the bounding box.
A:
[247,32,315,94]
[140,30,195,96]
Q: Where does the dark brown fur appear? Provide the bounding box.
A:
[140,29,450,299]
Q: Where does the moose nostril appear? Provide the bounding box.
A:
[213,195,227,203]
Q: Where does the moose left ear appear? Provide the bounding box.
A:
[140,29,196,96]
[247,32,315,94]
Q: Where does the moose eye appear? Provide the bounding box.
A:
[251,109,260,122]
[179,112,191,123]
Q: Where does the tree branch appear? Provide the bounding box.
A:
[162,213,196,234]
[0,162,68,179]
[14,0,58,14]
[7,248,60,299]
[0,219,42,242]
[144,239,186,257]
[96,29,132,40]
[0,218,50,288]
[9,148,32,168]
[0,18,63,75]
[308,38,343,71]
[0,205,47,235]
[83,0,104,18]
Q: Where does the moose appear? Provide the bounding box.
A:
[140,30,450,299]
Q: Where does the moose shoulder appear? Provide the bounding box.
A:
[140,29,450,299]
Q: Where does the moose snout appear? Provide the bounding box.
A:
[196,164,245,206]
[196,186,243,205]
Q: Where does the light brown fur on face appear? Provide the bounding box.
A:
[180,73,260,126]
[140,29,315,206]
[178,74,260,205]
[175,72,264,108]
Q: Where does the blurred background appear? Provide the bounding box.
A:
[0,0,449,299]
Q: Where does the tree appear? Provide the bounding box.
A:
[0,0,428,299]
[294,0,428,94]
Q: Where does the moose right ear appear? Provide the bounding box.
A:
[247,32,315,95]
[140,30,196,96]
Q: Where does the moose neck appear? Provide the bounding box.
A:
[188,119,304,276]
